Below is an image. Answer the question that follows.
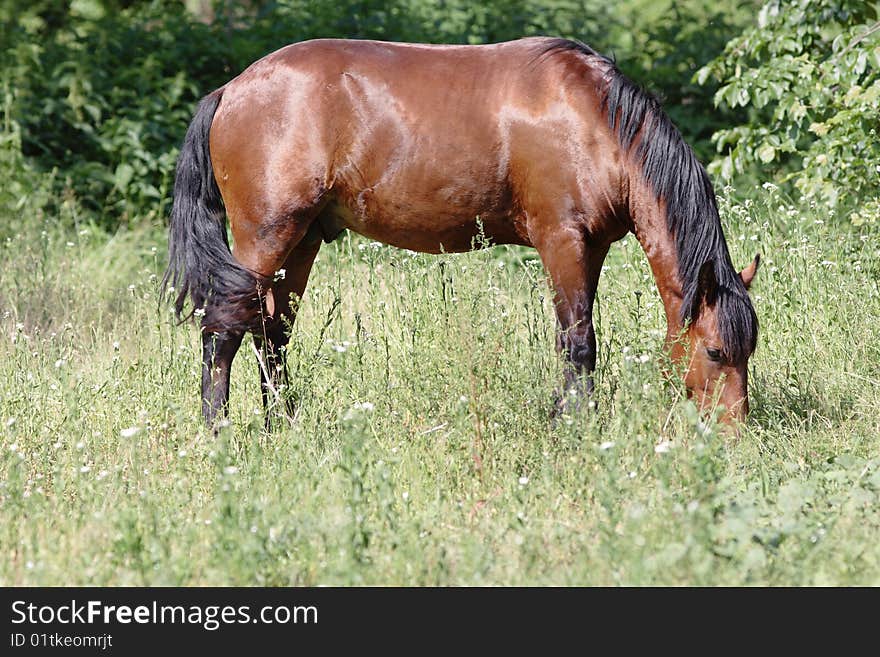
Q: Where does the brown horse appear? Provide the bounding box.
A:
[162,37,759,427]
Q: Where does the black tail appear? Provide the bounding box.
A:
[162,89,267,333]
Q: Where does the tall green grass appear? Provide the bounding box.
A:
[1,185,878,585]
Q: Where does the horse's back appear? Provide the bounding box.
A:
[210,38,614,253]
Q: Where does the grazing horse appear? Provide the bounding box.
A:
[162,37,759,427]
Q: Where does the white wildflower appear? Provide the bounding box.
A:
[654,440,673,454]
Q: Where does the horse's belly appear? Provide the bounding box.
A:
[326,185,526,253]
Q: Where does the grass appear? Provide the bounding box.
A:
[1,185,879,586]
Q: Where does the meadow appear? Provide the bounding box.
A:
[2,185,878,585]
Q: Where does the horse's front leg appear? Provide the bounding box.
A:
[535,230,609,414]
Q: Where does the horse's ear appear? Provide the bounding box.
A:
[740,253,760,290]
[694,259,718,315]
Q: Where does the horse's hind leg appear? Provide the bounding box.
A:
[199,215,314,428]
[225,190,327,427]
[206,82,333,423]
[202,328,244,426]
[253,238,321,426]
[533,227,609,413]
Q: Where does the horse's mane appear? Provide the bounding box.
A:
[537,38,758,362]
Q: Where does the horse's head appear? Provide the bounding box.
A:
[670,254,760,424]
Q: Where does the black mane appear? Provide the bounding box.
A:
[539,38,758,363]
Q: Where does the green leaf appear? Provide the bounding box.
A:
[114,163,134,191]
[70,0,106,21]
[695,66,711,86]
[757,144,776,163]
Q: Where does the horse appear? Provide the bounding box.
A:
[162,37,760,428]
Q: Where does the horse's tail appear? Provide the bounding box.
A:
[162,89,266,333]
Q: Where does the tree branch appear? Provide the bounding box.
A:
[835,20,880,61]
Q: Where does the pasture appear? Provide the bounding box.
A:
[2,187,878,585]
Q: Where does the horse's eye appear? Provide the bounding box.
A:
[706,348,722,362]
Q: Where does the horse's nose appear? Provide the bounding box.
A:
[723,394,748,425]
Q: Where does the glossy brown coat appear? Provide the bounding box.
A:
[165,37,759,427]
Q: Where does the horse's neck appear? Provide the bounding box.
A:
[626,176,684,341]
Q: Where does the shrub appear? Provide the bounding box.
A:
[698,0,880,219]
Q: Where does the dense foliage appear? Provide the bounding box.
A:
[698,0,880,221]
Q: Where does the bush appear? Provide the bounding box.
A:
[698,0,880,219]
[4,1,232,225]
